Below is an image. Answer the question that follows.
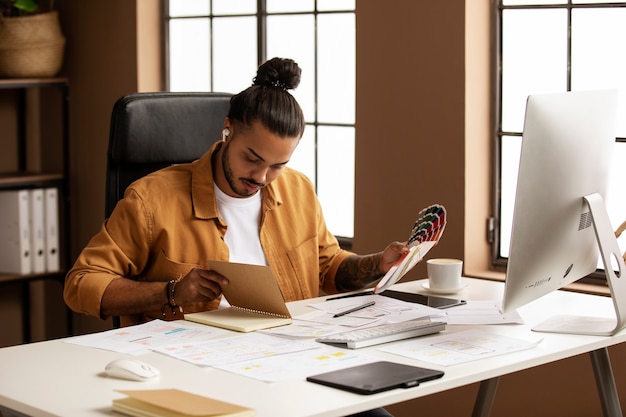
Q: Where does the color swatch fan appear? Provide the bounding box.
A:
[408,204,446,246]
[374,204,447,293]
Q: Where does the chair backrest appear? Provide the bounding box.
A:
[105,92,232,217]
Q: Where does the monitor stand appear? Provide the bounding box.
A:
[532,193,626,336]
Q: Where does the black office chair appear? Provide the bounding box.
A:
[106,91,233,217]
[105,91,232,327]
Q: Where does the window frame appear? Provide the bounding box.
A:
[162,0,356,247]
[491,0,626,285]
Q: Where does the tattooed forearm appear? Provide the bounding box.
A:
[335,253,384,292]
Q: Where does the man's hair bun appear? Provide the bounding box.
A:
[252,57,301,91]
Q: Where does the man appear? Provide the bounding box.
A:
[66,56,401,417]
[64,57,407,329]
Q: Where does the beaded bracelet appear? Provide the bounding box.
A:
[161,279,181,318]
[167,279,178,309]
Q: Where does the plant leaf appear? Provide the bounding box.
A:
[12,0,38,13]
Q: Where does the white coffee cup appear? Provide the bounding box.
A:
[427,258,463,291]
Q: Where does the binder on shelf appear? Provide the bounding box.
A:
[0,190,31,274]
[44,187,60,272]
[29,189,46,273]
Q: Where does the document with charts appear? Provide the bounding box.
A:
[378,329,542,366]
[374,204,447,294]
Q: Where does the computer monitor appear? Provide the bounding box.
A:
[501,89,626,336]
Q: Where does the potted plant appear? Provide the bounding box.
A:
[0,0,66,78]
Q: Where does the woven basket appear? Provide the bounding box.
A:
[0,10,66,78]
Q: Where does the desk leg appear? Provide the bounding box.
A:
[472,377,500,417]
[590,347,623,417]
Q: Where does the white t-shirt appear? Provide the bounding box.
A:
[214,184,267,307]
[214,184,267,265]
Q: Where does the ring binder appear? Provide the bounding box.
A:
[0,190,32,274]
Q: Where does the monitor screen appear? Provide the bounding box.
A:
[501,89,626,335]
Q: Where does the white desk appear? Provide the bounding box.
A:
[0,278,624,417]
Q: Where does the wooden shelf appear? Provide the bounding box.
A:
[0,173,63,188]
[0,78,72,343]
[0,270,67,284]
[0,77,69,89]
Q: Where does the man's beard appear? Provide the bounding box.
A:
[221,141,264,197]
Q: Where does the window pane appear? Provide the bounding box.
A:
[213,17,257,93]
[499,138,626,262]
[611,163,626,269]
[289,125,316,187]
[317,0,355,11]
[266,0,314,13]
[267,15,315,122]
[317,13,355,124]
[501,9,567,132]
[212,0,256,15]
[571,8,626,137]
[503,0,565,4]
[499,135,522,258]
[169,0,209,17]
[318,126,355,238]
[607,142,626,249]
[595,140,626,270]
[573,0,624,3]
[169,19,210,91]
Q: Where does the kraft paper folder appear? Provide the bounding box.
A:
[113,389,255,417]
[185,260,292,332]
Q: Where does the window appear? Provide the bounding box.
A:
[165,0,356,239]
[494,1,626,281]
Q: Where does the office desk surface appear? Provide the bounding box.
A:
[1,278,624,417]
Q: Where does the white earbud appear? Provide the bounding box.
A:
[222,128,230,141]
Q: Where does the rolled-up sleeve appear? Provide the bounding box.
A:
[64,190,151,318]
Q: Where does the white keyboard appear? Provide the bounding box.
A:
[315,319,445,349]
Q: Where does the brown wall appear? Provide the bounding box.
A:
[353,1,466,269]
[0,1,625,415]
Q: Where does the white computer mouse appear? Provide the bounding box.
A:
[105,358,160,381]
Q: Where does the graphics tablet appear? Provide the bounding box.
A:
[381,289,466,309]
[306,361,444,395]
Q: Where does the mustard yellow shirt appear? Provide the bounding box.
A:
[64,142,353,326]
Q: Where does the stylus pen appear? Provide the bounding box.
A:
[333,301,375,318]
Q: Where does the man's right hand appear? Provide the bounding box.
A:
[175,268,229,306]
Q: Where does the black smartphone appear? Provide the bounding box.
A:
[380,289,466,309]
